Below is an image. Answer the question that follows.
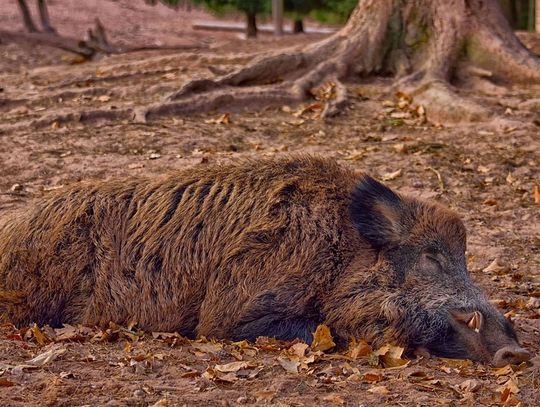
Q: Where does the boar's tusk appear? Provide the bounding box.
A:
[467,311,483,333]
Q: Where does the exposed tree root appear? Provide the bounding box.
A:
[133,0,539,124]
[19,0,540,127]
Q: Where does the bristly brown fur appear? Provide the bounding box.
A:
[0,157,360,337]
[0,156,525,363]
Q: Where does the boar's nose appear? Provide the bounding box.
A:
[493,345,531,367]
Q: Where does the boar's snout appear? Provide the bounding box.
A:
[493,345,531,367]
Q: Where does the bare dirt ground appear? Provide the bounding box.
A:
[0,1,539,406]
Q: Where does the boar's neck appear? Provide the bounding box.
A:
[322,257,398,346]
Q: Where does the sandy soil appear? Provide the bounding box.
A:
[0,1,539,406]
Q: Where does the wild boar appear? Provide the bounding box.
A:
[0,156,530,367]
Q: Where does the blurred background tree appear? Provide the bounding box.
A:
[146,0,536,34]
[284,0,323,33]
[191,0,270,37]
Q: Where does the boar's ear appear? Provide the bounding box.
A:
[349,175,404,248]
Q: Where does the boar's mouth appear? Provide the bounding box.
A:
[422,309,531,366]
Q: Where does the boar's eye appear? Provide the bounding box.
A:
[423,248,444,269]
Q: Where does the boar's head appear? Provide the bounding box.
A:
[348,176,530,367]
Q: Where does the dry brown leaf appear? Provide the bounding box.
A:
[477,165,490,173]
[293,102,323,117]
[494,365,514,376]
[202,367,237,383]
[27,345,67,366]
[381,169,403,181]
[368,385,390,395]
[0,378,16,387]
[277,356,300,374]
[322,394,345,405]
[499,377,520,395]
[375,345,409,368]
[363,371,385,383]
[534,186,540,204]
[255,390,275,403]
[483,198,498,206]
[150,399,169,407]
[311,325,336,352]
[214,361,253,373]
[204,113,231,125]
[289,342,309,358]
[30,324,49,346]
[393,143,408,154]
[459,379,481,393]
[347,338,372,360]
[54,324,80,341]
[483,258,511,275]
[191,341,223,355]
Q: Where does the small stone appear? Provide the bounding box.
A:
[133,389,145,398]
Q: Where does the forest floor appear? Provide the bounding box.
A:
[0,1,539,406]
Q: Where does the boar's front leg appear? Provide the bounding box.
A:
[231,292,322,343]
[198,289,322,343]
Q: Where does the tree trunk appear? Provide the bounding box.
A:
[537,0,540,31]
[17,0,38,33]
[246,12,257,38]
[40,0,540,126]
[293,19,304,34]
[37,0,56,33]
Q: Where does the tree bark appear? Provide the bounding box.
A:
[293,19,304,34]
[246,12,257,38]
[17,0,38,33]
[37,0,56,33]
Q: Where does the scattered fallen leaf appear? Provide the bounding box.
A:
[289,342,309,358]
[0,378,16,387]
[97,95,111,102]
[59,371,76,379]
[368,385,389,395]
[311,325,336,352]
[535,186,540,204]
[375,345,409,368]
[277,356,300,374]
[214,361,254,373]
[363,371,385,383]
[483,198,498,206]
[347,338,372,360]
[483,258,511,275]
[150,399,169,407]
[30,324,49,346]
[381,169,403,181]
[255,390,275,403]
[204,113,231,125]
[459,379,481,393]
[202,367,237,383]
[322,394,345,405]
[27,345,67,366]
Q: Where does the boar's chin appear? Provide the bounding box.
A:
[422,324,485,362]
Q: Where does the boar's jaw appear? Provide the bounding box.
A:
[423,307,531,366]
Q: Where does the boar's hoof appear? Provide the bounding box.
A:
[493,346,531,367]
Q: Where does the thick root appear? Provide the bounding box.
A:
[469,25,540,84]
[145,85,305,122]
[407,81,491,123]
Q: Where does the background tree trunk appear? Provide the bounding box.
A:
[17,0,38,33]
[246,12,257,38]
[37,0,55,33]
[293,19,304,34]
